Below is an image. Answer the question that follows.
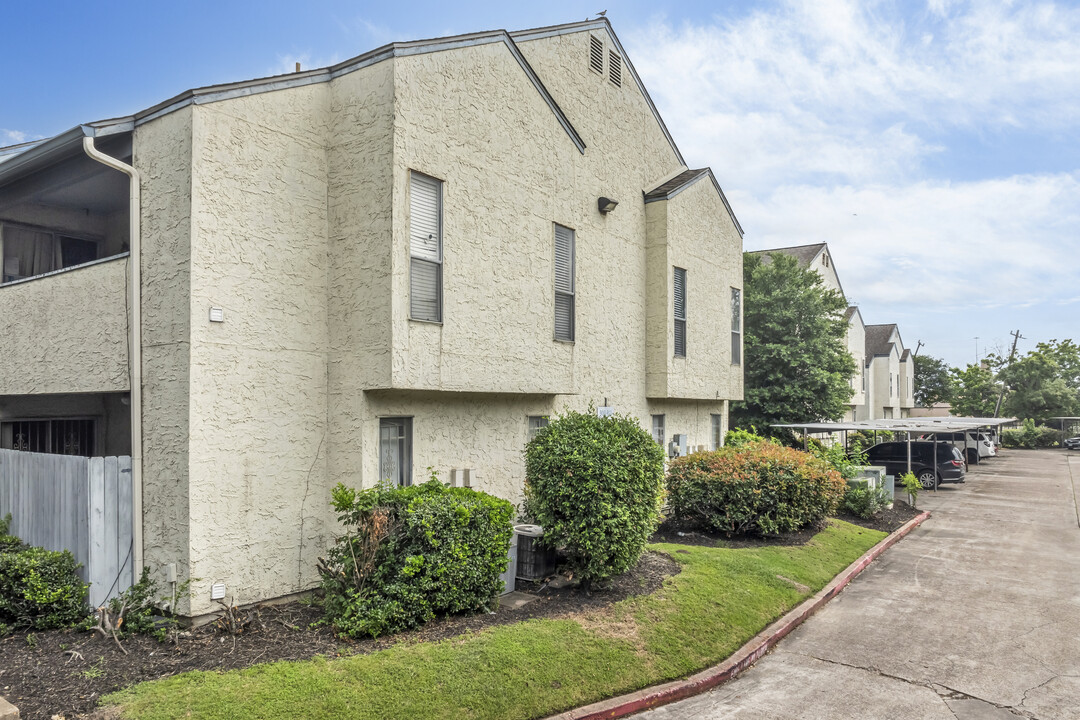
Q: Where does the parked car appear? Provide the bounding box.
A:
[862,441,966,489]
[1065,436,1080,451]
[920,431,996,463]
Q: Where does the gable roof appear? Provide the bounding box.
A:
[512,18,685,167]
[1,20,611,186]
[901,349,912,362]
[865,324,899,358]
[643,168,744,237]
[748,243,826,268]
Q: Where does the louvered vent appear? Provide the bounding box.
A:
[609,50,622,87]
[589,36,604,74]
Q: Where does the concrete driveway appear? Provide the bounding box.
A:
[639,450,1080,720]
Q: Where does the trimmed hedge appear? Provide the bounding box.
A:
[1000,419,1061,448]
[0,515,88,632]
[524,410,665,586]
[321,478,514,639]
[666,441,846,536]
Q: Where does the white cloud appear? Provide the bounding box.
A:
[1,129,28,145]
[621,1,1080,363]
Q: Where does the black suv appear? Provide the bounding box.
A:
[862,441,966,489]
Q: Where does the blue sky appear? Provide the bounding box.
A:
[3,0,1079,369]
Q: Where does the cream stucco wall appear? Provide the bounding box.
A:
[183,83,333,615]
[135,105,195,608]
[0,258,129,396]
[0,23,743,616]
[847,311,866,414]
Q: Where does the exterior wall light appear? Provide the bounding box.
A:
[598,197,618,214]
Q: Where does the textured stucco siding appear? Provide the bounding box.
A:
[326,60,396,491]
[135,106,194,603]
[869,348,901,419]
[359,391,726,504]
[0,258,128,395]
[645,178,743,401]
[185,84,331,615]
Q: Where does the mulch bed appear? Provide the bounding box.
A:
[0,551,679,720]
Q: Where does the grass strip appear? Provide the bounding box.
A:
[106,520,885,720]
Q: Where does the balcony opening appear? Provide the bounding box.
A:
[0,134,131,285]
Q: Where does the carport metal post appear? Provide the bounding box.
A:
[965,432,971,467]
[906,431,912,476]
[932,432,939,491]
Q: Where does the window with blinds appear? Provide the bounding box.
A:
[609,49,622,87]
[651,415,665,446]
[711,414,723,450]
[528,415,550,441]
[673,267,686,357]
[554,224,575,341]
[409,172,442,322]
[589,36,604,74]
[731,287,742,365]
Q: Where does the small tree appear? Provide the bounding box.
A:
[949,364,998,417]
[732,252,855,439]
[524,410,664,586]
[913,354,953,407]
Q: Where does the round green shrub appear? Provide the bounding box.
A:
[524,410,665,586]
[321,478,514,638]
[666,440,846,536]
[0,545,89,632]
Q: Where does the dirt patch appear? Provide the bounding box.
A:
[0,551,679,720]
[835,498,922,533]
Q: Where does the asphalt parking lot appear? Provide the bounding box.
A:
[639,449,1080,720]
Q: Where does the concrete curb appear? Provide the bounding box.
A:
[545,511,933,720]
[0,695,19,719]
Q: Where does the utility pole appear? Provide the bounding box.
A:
[974,336,980,365]
[993,329,1024,417]
[913,340,924,358]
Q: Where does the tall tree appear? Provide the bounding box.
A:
[949,364,998,417]
[913,354,953,407]
[1000,348,1080,424]
[732,252,855,437]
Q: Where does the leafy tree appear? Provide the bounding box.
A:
[1035,339,1080,391]
[732,252,855,438]
[949,364,998,417]
[913,354,953,407]
[1000,351,1080,424]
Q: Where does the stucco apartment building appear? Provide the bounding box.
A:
[0,19,744,616]
[748,243,914,422]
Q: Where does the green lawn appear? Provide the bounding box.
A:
[106,520,885,720]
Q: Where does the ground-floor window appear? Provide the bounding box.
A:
[0,418,96,456]
[711,414,723,451]
[651,414,665,446]
[379,417,412,486]
[527,416,549,441]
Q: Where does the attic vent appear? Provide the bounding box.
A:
[823,253,829,267]
[589,36,604,74]
[609,50,622,87]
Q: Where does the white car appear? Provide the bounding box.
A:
[923,431,997,464]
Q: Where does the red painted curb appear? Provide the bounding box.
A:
[545,510,933,720]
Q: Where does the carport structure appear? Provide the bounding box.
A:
[772,417,1017,491]
[1049,417,1080,446]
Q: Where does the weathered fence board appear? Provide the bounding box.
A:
[0,448,133,607]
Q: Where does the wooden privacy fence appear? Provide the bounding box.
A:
[0,448,134,608]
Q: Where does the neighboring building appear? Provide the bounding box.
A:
[862,324,916,420]
[0,19,744,617]
[748,243,917,422]
[909,403,953,418]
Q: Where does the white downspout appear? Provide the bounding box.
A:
[82,135,143,576]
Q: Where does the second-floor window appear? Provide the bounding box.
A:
[554,224,575,341]
[731,287,741,365]
[409,172,442,323]
[674,267,687,357]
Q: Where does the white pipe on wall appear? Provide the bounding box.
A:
[82,135,143,576]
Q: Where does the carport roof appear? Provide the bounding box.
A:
[772,417,1017,434]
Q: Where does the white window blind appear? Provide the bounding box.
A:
[554,224,575,341]
[409,173,442,322]
[731,287,742,365]
[528,416,550,441]
[651,415,665,446]
[711,414,723,450]
[674,267,686,357]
